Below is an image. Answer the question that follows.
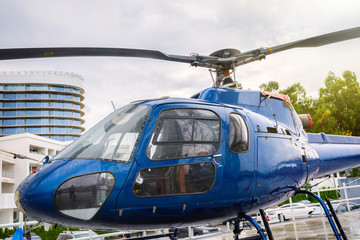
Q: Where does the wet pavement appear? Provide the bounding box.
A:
[113,211,360,239]
[178,210,360,240]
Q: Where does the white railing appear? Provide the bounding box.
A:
[0,214,166,240]
[278,183,360,221]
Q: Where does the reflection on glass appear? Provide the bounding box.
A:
[54,172,115,220]
[26,85,49,91]
[53,104,150,162]
[229,113,249,152]
[147,108,220,160]
[133,163,215,197]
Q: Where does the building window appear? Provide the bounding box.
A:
[4,128,24,134]
[26,110,49,116]
[4,119,25,126]
[73,96,80,102]
[73,88,80,94]
[26,102,49,108]
[51,127,73,134]
[26,93,49,99]
[51,135,73,141]
[133,163,216,197]
[4,110,25,117]
[4,85,25,91]
[50,86,64,92]
[73,104,81,110]
[51,110,73,117]
[26,118,49,125]
[50,102,72,108]
[27,127,49,134]
[26,85,49,91]
[64,87,72,92]
[73,120,81,126]
[146,108,220,160]
[229,113,249,153]
[73,128,82,134]
[4,102,25,108]
[4,93,25,99]
[51,118,73,125]
[50,94,72,100]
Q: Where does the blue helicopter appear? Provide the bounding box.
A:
[2,27,360,239]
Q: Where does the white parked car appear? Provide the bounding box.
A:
[56,230,104,240]
[309,202,360,217]
[266,210,281,223]
[273,202,316,221]
[250,210,280,224]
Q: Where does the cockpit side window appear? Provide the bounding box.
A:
[229,113,249,153]
[146,108,220,160]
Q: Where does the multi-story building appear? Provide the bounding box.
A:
[0,71,85,142]
[0,133,67,224]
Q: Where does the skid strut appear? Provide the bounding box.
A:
[296,189,347,240]
[232,214,267,240]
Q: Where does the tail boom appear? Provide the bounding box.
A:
[308,133,360,178]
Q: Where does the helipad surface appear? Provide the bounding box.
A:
[179,210,360,240]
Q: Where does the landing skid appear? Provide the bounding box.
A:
[296,189,347,240]
[230,189,348,240]
[229,214,267,240]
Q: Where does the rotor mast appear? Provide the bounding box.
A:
[208,48,240,88]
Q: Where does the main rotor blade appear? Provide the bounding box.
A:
[266,26,360,54]
[0,47,197,63]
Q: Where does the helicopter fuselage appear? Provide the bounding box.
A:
[15,87,360,230]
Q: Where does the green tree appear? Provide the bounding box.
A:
[259,81,279,92]
[279,83,316,115]
[315,71,360,135]
[350,167,360,177]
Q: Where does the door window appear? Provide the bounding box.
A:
[146,108,220,160]
[133,163,215,197]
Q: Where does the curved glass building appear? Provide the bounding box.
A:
[0,71,85,141]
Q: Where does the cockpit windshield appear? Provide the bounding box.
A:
[53,104,150,162]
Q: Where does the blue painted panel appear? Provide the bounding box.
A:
[220,107,255,212]
[311,143,360,178]
[254,136,306,208]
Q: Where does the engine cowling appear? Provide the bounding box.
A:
[298,114,313,129]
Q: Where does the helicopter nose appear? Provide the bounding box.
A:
[15,170,58,222]
[15,160,119,223]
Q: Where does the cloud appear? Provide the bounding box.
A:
[0,0,360,130]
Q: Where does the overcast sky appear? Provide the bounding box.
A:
[1,0,360,130]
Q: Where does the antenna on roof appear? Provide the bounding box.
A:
[111,101,116,111]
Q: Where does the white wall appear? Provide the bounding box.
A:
[0,133,67,224]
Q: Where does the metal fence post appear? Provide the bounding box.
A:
[19,212,24,229]
[342,182,350,212]
[290,196,295,220]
